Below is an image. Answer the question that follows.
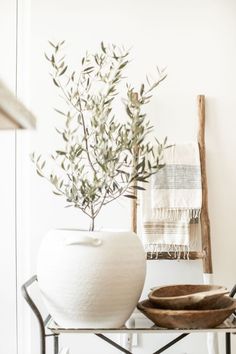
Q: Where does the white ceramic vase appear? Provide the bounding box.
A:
[37,229,146,328]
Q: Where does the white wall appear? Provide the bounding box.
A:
[0,1,17,354]
[18,0,236,353]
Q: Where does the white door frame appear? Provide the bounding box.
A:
[15,1,32,354]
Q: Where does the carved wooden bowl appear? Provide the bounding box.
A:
[149,284,228,310]
[137,296,236,329]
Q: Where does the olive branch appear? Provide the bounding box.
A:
[31,41,169,230]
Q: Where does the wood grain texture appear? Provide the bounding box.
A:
[131,146,139,233]
[0,80,36,129]
[197,95,213,274]
[131,186,137,234]
[137,297,236,329]
[148,284,228,310]
[0,110,21,129]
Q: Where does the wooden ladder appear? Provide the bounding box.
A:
[131,95,213,275]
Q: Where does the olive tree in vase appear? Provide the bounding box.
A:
[32,41,168,328]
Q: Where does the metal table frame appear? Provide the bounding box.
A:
[22,276,236,354]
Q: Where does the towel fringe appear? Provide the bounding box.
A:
[145,243,190,260]
[152,208,201,221]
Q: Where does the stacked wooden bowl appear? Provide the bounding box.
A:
[137,284,236,329]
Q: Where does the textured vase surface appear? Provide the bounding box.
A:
[37,229,146,328]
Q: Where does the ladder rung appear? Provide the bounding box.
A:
[146,251,204,260]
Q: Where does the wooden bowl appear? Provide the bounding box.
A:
[137,297,236,329]
[149,284,228,310]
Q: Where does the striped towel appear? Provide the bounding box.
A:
[141,143,202,258]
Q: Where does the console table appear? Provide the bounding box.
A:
[22,276,236,354]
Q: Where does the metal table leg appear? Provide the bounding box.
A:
[54,335,59,354]
[226,284,236,354]
[226,333,231,354]
[21,275,46,354]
